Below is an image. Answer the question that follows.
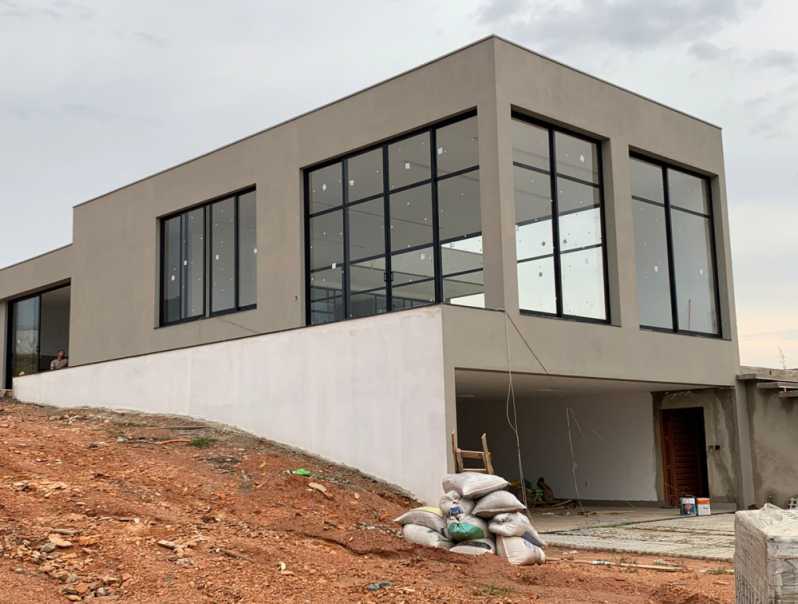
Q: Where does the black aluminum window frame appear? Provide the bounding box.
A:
[159,186,257,328]
[511,111,611,324]
[4,282,71,388]
[303,110,481,326]
[630,153,722,338]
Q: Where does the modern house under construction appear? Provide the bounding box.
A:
[2,36,794,507]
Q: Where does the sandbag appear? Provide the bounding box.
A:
[394,506,446,532]
[489,512,547,547]
[473,491,526,518]
[449,537,495,556]
[402,524,453,549]
[442,473,509,499]
[496,535,545,565]
[439,490,475,517]
[446,514,488,542]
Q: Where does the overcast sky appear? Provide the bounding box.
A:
[0,0,795,367]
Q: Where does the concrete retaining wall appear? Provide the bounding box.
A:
[13,307,449,504]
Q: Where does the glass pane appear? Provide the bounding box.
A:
[668,168,710,215]
[555,131,599,183]
[182,207,205,318]
[238,192,257,308]
[516,220,553,261]
[309,163,343,214]
[514,165,552,223]
[389,132,431,190]
[438,169,480,242]
[389,184,433,251]
[561,246,606,319]
[162,215,181,323]
[671,210,718,334]
[630,158,664,204]
[443,270,484,308]
[347,149,383,203]
[12,296,40,377]
[309,210,344,271]
[558,207,602,252]
[211,198,236,313]
[436,116,479,175]
[517,257,556,314]
[512,119,550,171]
[350,257,386,293]
[633,201,672,329]
[350,289,388,319]
[514,165,553,261]
[391,247,434,285]
[310,267,344,325]
[441,235,483,275]
[39,287,70,372]
[392,280,435,309]
[556,177,600,214]
[348,199,385,262]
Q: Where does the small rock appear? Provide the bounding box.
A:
[367,581,392,592]
[157,540,179,550]
[96,586,111,597]
[40,542,57,553]
[48,534,73,548]
[65,596,81,602]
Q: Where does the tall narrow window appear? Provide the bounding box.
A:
[305,112,481,325]
[631,156,720,336]
[512,115,608,321]
[160,188,256,326]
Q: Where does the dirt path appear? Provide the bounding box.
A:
[0,399,734,602]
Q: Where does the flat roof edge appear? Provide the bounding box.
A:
[0,243,72,273]
[738,366,798,383]
[492,36,721,131]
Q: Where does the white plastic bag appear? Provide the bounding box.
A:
[439,490,475,517]
[394,506,446,532]
[442,473,509,499]
[496,535,545,565]
[449,536,495,556]
[489,512,547,547]
[473,491,526,518]
[402,524,453,549]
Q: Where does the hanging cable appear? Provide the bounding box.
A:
[503,311,528,508]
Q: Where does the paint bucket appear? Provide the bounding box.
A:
[696,497,711,516]
[680,496,696,516]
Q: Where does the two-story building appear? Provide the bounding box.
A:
[0,36,762,505]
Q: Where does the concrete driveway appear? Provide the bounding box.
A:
[530,505,736,561]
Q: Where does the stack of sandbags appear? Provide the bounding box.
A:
[395,472,546,565]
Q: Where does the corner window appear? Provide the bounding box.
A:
[630,156,720,336]
[305,112,482,326]
[511,114,608,321]
[160,188,257,326]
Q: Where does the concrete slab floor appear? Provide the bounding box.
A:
[531,504,736,561]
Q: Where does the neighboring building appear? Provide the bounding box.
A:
[0,36,783,506]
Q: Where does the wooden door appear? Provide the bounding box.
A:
[661,407,709,506]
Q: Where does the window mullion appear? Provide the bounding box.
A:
[662,166,679,332]
[549,129,563,316]
[179,213,185,321]
[342,159,350,319]
[431,128,442,303]
[382,145,392,308]
[234,195,240,311]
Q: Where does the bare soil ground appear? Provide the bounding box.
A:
[0,398,734,603]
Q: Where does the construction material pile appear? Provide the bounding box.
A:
[395,472,546,565]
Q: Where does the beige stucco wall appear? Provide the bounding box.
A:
[1,37,739,389]
[745,383,798,506]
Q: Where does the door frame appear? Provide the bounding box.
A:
[659,406,710,506]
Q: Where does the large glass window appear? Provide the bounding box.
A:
[160,188,256,326]
[305,113,482,325]
[630,157,720,336]
[512,115,608,321]
[8,285,70,385]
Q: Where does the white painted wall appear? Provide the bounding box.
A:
[458,391,658,501]
[14,307,449,503]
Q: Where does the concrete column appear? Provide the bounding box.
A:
[603,136,637,328]
[732,381,756,508]
[476,40,517,313]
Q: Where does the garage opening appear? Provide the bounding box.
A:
[454,369,708,505]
